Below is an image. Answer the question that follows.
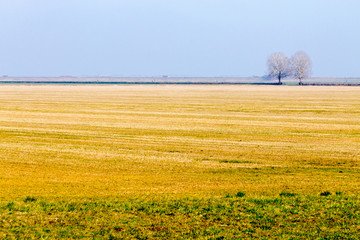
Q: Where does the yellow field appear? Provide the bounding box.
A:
[0,85,359,199]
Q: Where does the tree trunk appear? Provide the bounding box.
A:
[278,73,282,85]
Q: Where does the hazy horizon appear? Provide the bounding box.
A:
[1,1,359,78]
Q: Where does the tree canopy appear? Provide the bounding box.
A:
[267,52,291,85]
[267,51,312,85]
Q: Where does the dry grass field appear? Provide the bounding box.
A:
[1,85,359,198]
[0,85,360,238]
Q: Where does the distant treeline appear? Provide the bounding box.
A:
[0,77,359,85]
[0,81,281,85]
[302,83,360,86]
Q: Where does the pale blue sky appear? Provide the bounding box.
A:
[0,0,359,77]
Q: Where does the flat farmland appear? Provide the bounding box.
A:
[1,85,360,238]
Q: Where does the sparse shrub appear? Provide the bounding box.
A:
[219,160,254,164]
[320,191,331,196]
[236,192,245,198]
[6,202,15,210]
[24,196,37,203]
[335,191,343,196]
[279,192,296,197]
[225,193,232,198]
[66,203,76,212]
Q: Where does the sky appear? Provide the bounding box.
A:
[0,0,359,77]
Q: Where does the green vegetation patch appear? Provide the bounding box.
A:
[0,195,359,239]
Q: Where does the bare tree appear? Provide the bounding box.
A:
[267,52,290,85]
[291,51,312,85]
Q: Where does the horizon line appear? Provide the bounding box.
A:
[1,76,360,79]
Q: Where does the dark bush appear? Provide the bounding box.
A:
[320,191,331,197]
[24,196,37,203]
[236,192,245,198]
[279,192,296,197]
